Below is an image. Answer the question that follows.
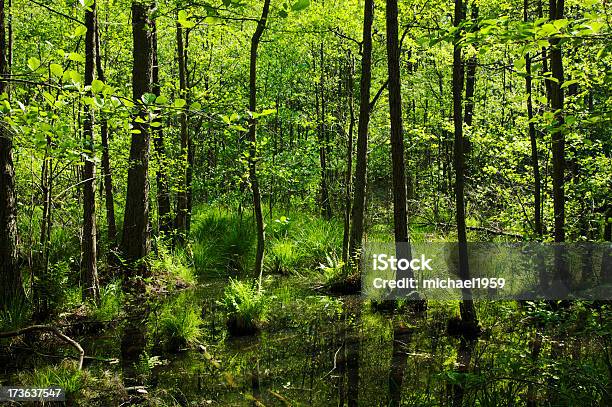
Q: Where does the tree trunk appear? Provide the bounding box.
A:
[175,21,189,238]
[348,0,374,265]
[548,0,565,244]
[81,0,100,304]
[95,14,117,245]
[342,53,355,266]
[463,4,478,128]
[386,0,412,279]
[121,1,154,278]
[319,42,332,219]
[0,0,25,310]
[453,0,478,329]
[248,0,271,283]
[548,0,569,288]
[152,20,172,236]
[524,0,542,237]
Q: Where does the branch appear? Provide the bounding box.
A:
[0,325,85,370]
[369,78,389,112]
[29,0,84,25]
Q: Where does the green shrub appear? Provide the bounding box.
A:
[220,278,268,335]
[153,294,202,352]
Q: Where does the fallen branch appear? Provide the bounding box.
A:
[0,325,84,370]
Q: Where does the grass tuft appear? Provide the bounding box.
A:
[220,278,269,335]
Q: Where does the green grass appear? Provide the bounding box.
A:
[220,278,269,335]
[190,207,256,275]
[0,300,31,331]
[89,280,123,322]
[152,293,203,351]
[151,238,196,286]
[18,361,83,398]
[189,205,344,277]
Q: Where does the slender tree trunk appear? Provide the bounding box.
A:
[348,0,374,265]
[175,21,189,238]
[95,14,116,245]
[319,42,332,219]
[386,0,412,278]
[81,0,100,304]
[525,0,542,237]
[121,1,154,278]
[342,53,355,265]
[463,4,478,129]
[453,0,478,329]
[548,0,565,244]
[152,21,172,236]
[548,0,569,288]
[0,0,25,310]
[248,0,271,283]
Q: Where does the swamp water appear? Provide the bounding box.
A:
[1,275,609,406]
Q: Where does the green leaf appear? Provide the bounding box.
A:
[178,10,196,28]
[91,79,105,93]
[73,25,87,37]
[141,93,157,105]
[190,102,202,110]
[560,79,579,89]
[50,63,64,78]
[291,0,310,11]
[68,70,82,84]
[27,57,41,71]
[69,52,85,63]
[155,95,168,105]
[174,98,187,108]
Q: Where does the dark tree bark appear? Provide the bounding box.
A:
[175,20,190,238]
[0,0,25,310]
[548,0,570,289]
[342,53,355,266]
[548,0,565,244]
[151,20,172,236]
[348,0,374,264]
[81,0,100,304]
[524,0,542,237]
[248,0,271,282]
[120,1,154,278]
[463,4,478,128]
[453,0,478,328]
[386,0,412,278]
[318,42,332,220]
[95,15,117,245]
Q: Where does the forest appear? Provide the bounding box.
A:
[0,0,611,405]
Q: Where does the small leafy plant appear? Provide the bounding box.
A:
[220,278,269,335]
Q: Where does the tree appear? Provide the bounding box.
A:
[548,0,565,244]
[120,1,154,278]
[152,20,172,236]
[248,0,271,282]
[95,12,117,245]
[81,0,100,304]
[175,17,190,237]
[453,0,478,330]
[385,0,412,281]
[0,0,25,310]
[524,0,542,237]
[348,0,374,265]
